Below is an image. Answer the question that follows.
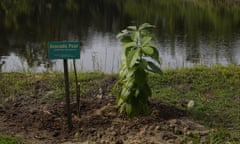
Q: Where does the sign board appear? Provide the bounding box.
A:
[48,41,80,59]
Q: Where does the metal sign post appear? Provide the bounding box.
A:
[48,41,80,131]
[63,59,72,131]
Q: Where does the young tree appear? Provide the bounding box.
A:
[115,23,162,118]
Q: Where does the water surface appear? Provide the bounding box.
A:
[0,0,239,72]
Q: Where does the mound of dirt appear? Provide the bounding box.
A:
[0,93,211,144]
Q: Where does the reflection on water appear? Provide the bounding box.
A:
[0,0,240,72]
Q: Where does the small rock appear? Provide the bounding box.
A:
[115,139,123,144]
[149,131,155,136]
[52,130,60,137]
[97,132,102,138]
[200,136,208,144]
[34,135,45,140]
[155,126,160,131]
[187,100,195,109]
[113,131,118,136]
[167,139,174,143]
[174,127,183,135]
[29,108,38,115]
[74,132,79,139]
[96,88,103,99]
[169,119,178,127]
[96,94,103,99]
[199,130,210,136]
[162,133,175,140]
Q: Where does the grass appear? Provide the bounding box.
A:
[0,134,27,144]
[0,71,108,101]
[0,65,239,143]
[149,65,240,143]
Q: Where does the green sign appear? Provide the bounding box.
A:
[48,41,80,59]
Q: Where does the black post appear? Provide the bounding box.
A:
[63,59,73,131]
[73,59,81,118]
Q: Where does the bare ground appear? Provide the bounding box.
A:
[0,77,211,144]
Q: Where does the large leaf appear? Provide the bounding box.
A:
[120,87,131,101]
[139,60,148,70]
[144,44,160,63]
[147,61,162,74]
[134,89,140,98]
[119,65,127,78]
[127,26,137,31]
[142,46,154,55]
[126,68,136,78]
[129,48,140,67]
[116,29,128,38]
[131,31,139,42]
[139,23,155,30]
[121,36,132,43]
[119,103,126,113]
[141,36,152,46]
[117,96,124,106]
[126,103,132,116]
[122,41,137,49]
[125,49,135,67]
[126,48,140,68]
[124,77,134,88]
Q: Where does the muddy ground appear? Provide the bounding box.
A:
[0,77,211,144]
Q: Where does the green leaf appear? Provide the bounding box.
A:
[119,66,127,78]
[121,88,131,101]
[151,46,160,61]
[134,89,140,97]
[131,31,139,42]
[126,49,135,67]
[139,60,148,69]
[144,44,160,63]
[129,48,140,67]
[135,67,147,87]
[117,97,124,106]
[141,36,152,46]
[147,61,162,74]
[126,68,135,78]
[119,103,126,113]
[142,46,154,55]
[139,23,155,30]
[125,77,134,88]
[116,29,128,38]
[121,36,132,43]
[122,41,137,49]
[142,84,152,98]
[127,26,137,31]
[126,103,132,115]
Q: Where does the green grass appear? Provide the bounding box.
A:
[0,71,108,101]
[149,65,240,143]
[0,65,239,143]
[0,134,27,144]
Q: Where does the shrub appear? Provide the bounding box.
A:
[114,23,162,118]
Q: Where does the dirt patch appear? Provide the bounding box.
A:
[0,77,211,143]
[0,95,211,144]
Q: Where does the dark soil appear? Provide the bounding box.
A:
[0,78,211,144]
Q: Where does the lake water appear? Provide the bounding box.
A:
[0,0,240,73]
